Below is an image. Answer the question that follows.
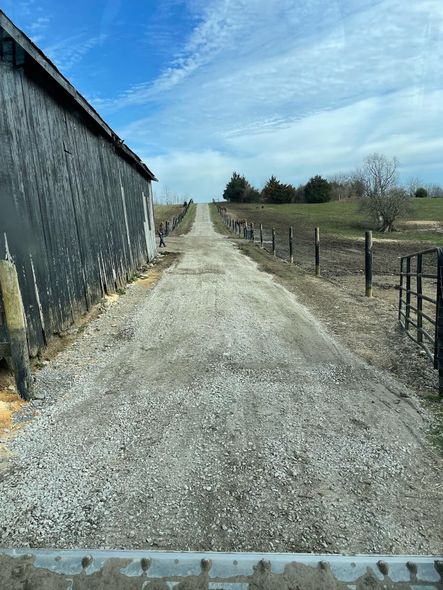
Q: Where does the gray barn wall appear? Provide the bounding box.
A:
[0,25,157,356]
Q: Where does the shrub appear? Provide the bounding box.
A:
[415,187,428,198]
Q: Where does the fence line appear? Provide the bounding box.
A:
[163,200,194,236]
[215,203,378,295]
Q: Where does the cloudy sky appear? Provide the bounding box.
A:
[3,0,443,201]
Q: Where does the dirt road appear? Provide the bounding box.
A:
[0,204,441,553]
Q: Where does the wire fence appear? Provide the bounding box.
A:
[215,203,375,296]
[164,200,194,235]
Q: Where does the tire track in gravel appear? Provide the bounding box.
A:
[0,203,441,554]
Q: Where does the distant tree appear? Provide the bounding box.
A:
[294,184,305,203]
[329,173,352,200]
[304,175,331,203]
[329,172,364,200]
[426,184,443,198]
[223,172,248,202]
[223,172,260,202]
[349,174,365,199]
[243,185,261,202]
[357,153,409,232]
[415,187,428,198]
[406,177,422,198]
[261,176,297,203]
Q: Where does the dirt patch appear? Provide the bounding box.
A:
[403,220,442,228]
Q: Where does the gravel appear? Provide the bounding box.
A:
[0,203,441,554]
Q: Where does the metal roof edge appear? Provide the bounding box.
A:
[0,10,157,182]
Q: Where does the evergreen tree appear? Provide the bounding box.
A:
[304,175,332,203]
[222,172,261,202]
[261,176,296,203]
[223,172,248,202]
[415,187,428,198]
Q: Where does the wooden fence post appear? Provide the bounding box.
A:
[250,223,254,242]
[0,260,33,400]
[272,228,276,257]
[260,224,263,248]
[315,227,320,276]
[165,220,170,236]
[289,226,293,263]
[365,231,373,297]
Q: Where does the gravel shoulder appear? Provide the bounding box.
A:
[0,204,441,554]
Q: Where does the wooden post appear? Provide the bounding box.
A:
[315,227,320,276]
[260,224,263,248]
[416,254,423,344]
[250,223,254,242]
[0,260,33,400]
[272,228,276,257]
[365,230,373,297]
[165,220,170,236]
[289,226,293,263]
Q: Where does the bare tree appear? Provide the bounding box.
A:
[358,153,409,232]
[426,183,443,198]
[406,176,422,198]
[328,172,364,200]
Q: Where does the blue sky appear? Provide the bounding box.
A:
[3,0,443,202]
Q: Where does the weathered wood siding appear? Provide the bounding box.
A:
[0,31,156,356]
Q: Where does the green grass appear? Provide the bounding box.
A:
[154,203,196,235]
[174,203,197,235]
[154,204,183,228]
[222,199,443,244]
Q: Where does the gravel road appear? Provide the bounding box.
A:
[0,203,441,554]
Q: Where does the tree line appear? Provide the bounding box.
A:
[222,153,443,232]
[223,172,335,204]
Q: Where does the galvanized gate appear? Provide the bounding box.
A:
[398,247,443,395]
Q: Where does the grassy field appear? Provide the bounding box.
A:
[154,203,196,236]
[174,203,196,235]
[219,199,443,277]
[153,204,183,229]
[222,198,443,243]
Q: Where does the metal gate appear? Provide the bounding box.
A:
[398,247,443,395]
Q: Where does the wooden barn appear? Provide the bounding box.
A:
[0,11,157,358]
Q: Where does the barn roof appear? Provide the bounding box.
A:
[0,10,157,182]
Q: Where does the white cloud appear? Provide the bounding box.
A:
[98,0,443,199]
[141,89,443,201]
[44,32,108,72]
